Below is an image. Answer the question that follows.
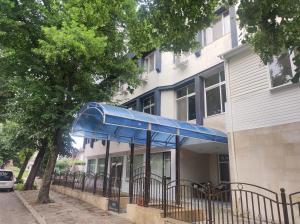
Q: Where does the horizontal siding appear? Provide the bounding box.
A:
[227,48,300,131]
[228,49,269,98]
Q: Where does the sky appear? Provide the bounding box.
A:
[72,136,84,150]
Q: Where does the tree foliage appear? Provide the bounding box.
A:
[0,0,143,203]
[237,0,300,82]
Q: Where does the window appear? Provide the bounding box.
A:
[205,71,226,117]
[87,159,96,173]
[269,50,298,88]
[97,158,105,175]
[203,10,230,46]
[126,154,144,178]
[143,95,155,114]
[218,154,229,183]
[150,152,171,178]
[144,53,155,73]
[176,83,196,121]
[127,102,137,111]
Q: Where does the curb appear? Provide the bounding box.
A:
[15,190,47,224]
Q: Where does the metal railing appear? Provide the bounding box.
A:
[52,172,300,223]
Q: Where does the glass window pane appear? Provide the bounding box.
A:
[213,17,223,41]
[206,87,221,116]
[150,153,163,176]
[220,71,225,81]
[150,105,155,115]
[126,154,144,178]
[206,27,213,44]
[143,97,151,107]
[188,95,196,120]
[269,52,293,87]
[144,107,151,114]
[176,86,187,98]
[221,84,226,112]
[163,152,171,178]
[205,73,219,87]
[97,158,105,175]
[177,97,188,121]
[223,11,230,34]
[187,83,195,94]
[87,159,96,173]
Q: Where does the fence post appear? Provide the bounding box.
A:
[81,173,85,192]
[280,188,289,224]
[72,173,76,189]
[162,176,167,218]
[93,174,98,194]
[207,183,213,224]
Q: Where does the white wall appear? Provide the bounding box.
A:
[114,34,233,104]
[225,47,300,132]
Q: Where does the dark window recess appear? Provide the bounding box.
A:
[188,95,196,120]
[218,154,229,183]
[90,139,95,148]
[221,84,227,112]
[83,138,87,149]
[206,87,221,116]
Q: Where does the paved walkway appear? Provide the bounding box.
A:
[19,190,132,224]
[0,190,37,224]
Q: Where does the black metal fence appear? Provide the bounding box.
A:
[52,171,109,196]
[52,172,300,223]
[162,181,300,224]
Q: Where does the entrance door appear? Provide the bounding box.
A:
[108,156,123,212]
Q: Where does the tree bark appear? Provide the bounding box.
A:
[37,130,62,203]
[37,147,58,203]
[24,144,46,190]
[16,151,33,183]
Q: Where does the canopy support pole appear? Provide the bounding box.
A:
[129,143,134,204]
[175,135,180,204]
[144,130,151,207]
[103,139,110,196]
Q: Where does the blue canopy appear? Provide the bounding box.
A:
[71,102,227,148]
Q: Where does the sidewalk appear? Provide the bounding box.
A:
[18,190,132,224]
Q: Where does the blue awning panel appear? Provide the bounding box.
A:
[71,102,227,148]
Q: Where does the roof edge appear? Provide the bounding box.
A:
[219,44,251,60]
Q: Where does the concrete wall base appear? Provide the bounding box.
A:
[51,185,108,211]
[127,204,189,224]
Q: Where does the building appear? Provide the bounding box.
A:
[64,6,300,223]
[222,45,300,193]
[81,5,239,193]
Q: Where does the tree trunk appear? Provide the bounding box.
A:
[16,151,33,183]
[37,147,58,203]
[37,130,62,203]
[23,144,46,190]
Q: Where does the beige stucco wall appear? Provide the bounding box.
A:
[180,149,219,185]
[229,121,300,193]
[203,114,226,132]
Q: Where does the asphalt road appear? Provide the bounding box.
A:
[0,190,36,224]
